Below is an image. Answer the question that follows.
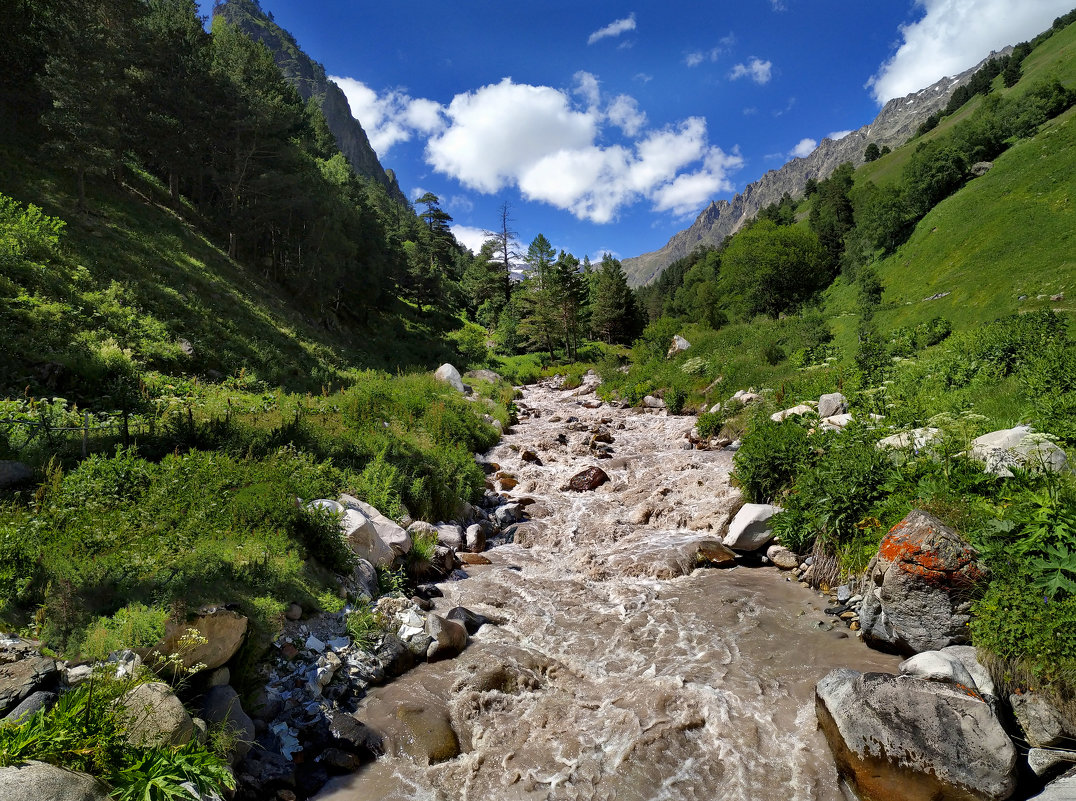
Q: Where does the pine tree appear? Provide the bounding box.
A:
[590,254,638,345]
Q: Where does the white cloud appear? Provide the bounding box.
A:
[447,195,474,214]
[869,0,1074,103]
[574,71,601,108]
[588,13,636,45]
[730,58,773,84]
[409,186,428,201]
[790,138,817,158]
[685,52,705,67]
[684,36,736,68]
[607,94,647,136]
[771,0,787,10]
[827,129,853,141]
[634,72,654,83]
[330,75,444,156]
[450,224,491,254]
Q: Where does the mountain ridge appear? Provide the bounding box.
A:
[622,50,1012,287]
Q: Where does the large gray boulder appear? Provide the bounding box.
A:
[667,335,691,357]
[434,363,465,393]
[0,761,110,801]
[425,614,468,662]
[970,426,1069,477]
[817,392,847,419]
[1026,767,1076,799]
[899,651,978,692]
[201,685,255,762]
[770,404,815,422]
[119,681,195,748]
[816,668,1017,801]
[339,495,411,555]
[0,655,57,717]
[858,510,984,655]
[157,606,248,671]
[338,507,394,567]
[723,503,779,552]
[1011,692,1067,748]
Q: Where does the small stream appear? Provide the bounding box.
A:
[315,379,900,801]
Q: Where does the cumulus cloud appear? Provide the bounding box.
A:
[450,225,491,254]
[588,13,636,45]
[574,71,602,109]
[827,129,853,141]
[607,94,647,136]
[869,0,1074,103]
[730,58,773,84]
[790,138,817,158]
[331,76,444,156]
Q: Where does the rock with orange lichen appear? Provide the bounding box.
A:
[858,510,984,656]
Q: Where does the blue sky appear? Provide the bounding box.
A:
[201,1,1073,263]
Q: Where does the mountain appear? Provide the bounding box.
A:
[622,51,1011,287]
[214,0,409,207]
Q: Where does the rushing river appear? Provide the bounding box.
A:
[315,379,900,801]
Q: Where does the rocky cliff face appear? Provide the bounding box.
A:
[622,51,1010,287]
[216,0,409,207]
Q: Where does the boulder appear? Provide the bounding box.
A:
[770,404,815,422]
[464,522,491,552]
[2,690,57,724]
[350,558,379,600]
[0,461,32,489]
[464,369,501,383]
[0,655,57,717]
[766,544,799,570]
[858,510,984,655]
[878,427,942,452]
[971,161,993,177]
[339,507,395,567]
[494,503,522,527]
[157,606,248,671]
[667,335,691,358]
[941,645,996,699]
[817,392,847,419]
[970,426,1069,477]
[1011,692,1067,748]
[0,761,110,801]
[435,524,464,550]
[642,395,666,409]
[564,466,610,492]
[201,685,255,761]
[376,634,415,678]
[445,606,490,635]
[723,503,779,552]
[119,681,195,748]
[339,495,410,555]
[425,614,468,662]
[1028,750,1076,779]
[899,651,978,693]
[434,363,465,393]
[1028,770,1076,800]
[816,668,1016,801]
[821,413,853,431]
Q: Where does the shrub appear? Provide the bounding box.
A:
[345,605,387,649]
[78,604,168,662]
[731,417,813,503]
[665,387,687,415]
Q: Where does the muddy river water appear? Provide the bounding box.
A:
[316,379,900,801]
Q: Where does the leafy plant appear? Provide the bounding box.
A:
[731,416,813,503]
[345,605,387,650]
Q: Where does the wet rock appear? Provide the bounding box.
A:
[414,583,443,600]
[158,607,248,672]
[564,466,610,492]
[434,363,465,393]
[464,522,491,552]
[445,606,490,635]
[459,552,492,565]
[521,449,541,464]
[340,495,411,555]
[495,503,522,527]
[329,713,383,755]
[817,392,847,419]
[858,510,984,655]
[3,690,56,724]
[723,503,779,552]
[119,682,194,748]
[376,634,415,678]
[0,761,110,801]
[392,701,461,764]
[0,655,57,716]
[1011,692,1067,748]
[201,685,255,762]
[816,668,1016,801]
[320,747,363,772]
[766,544,799,570]
[425,614,468,662]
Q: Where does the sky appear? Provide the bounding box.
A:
[199,0,1074,263]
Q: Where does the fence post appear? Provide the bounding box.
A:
[82,412,89,458]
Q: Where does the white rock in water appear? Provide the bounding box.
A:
[723,503,780,552]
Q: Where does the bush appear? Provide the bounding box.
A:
[731,417,813,503]
[78,604,168,662]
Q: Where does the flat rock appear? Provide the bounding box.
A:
[878,427,942,451]
[770,404,815,422]
[1027,769,1076,800]
[970,426,1069,477]
[723,503,779,552]
[899,651,978,693]
[0,761,110,801]
[816,668,1016,801]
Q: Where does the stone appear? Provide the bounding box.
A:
[1028,749,1076,778]
[445,606,489,635]
[2,690,56,724]
[667,335,691,358]
[0,655,57,716]
[207,666,230,688]
[970,426,1069,477]
[878,427,942,452]
[821,413,853,431]
[858,510,984,655]
[350,558,379,600]
[119,682,195,748]
[63,664,94,687]
[723,503,780,552]
[642,395,666,409]
[0,461,32,489]
[464,369,502,383]
[459,553,492,565]
[1011,692,1067,748]
[336,507,394,567]
[766,545,799,570]
[817,392,847,419]
[390,701,461,764]
[816,668,1016,801]
[433,363,465,393]
[157,606,248,671]
[564,466,610,492]
[285,603,302,621]
[1027,769,1076,800]
[464,522,491,552]
[0,761,110,801]
[201,685,255,761]
[940,645,996,699]
[520,449,541,463]
[406,520,439,539]
[494,504,522,527]
[339,495,411,555]
[435,524,464,549]
[970,161,993,177]
[376,634,415,678]
[770,404,815,422]
[425,614,468,661]
[328,713,383,755]
[899,651,978,693]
